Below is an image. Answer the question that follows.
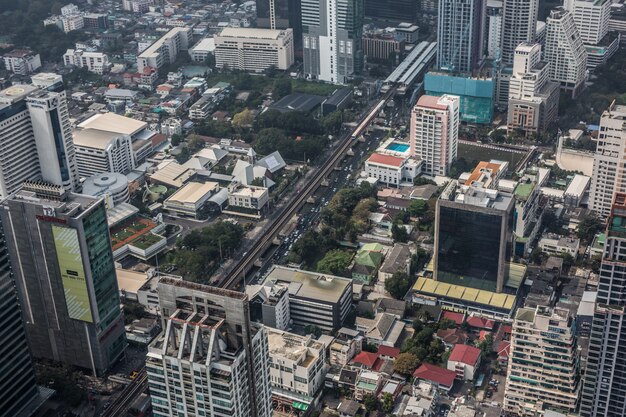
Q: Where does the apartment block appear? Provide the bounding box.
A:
[214,28,294,72]
[437,0,486,73]
[2,49,41,75]
[137,27,192,73]
[146,278,272,417]
[500,0,538,65]
[504,306,580,416]
[63,49,110,74]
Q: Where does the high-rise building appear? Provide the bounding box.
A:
[485,0,503,59]
[588,103,626,218]
[507,43,560,133]
[581,193,626,417]
[302,0,364,84]
[363,0,419,22]
[0,183,126,376]
[409,94,460,177]
[0,226,50,417]
[146,277,272,417]
[563,0,610,45]
[543,7,587,98]
[0,85,80,199]
[436,0,486,74]
[504,305,580,416]
[500,0,538,65]
[433,180,514,293]
[214,28,295,72]
[256,0,302,57]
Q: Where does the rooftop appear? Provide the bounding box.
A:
[78,112,147,137]
[413,363,456,387]
[270,93,324,113]
[73,128,126,149]
[416,94,450,111]
[264,266,352,304]
[165,181,218,204]
[449,344,481,365]
[367,152,405,167]
[218,27,290,40]
[267,328,323,366]
[413,277,518,311]
[116,268,150,295]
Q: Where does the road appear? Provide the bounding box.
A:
[99,370,147,417]
[219,88,397,289]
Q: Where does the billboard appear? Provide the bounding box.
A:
[52,225,93,323]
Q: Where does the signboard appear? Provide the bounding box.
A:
[52,225,93,323]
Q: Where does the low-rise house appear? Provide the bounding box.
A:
[447,344,481,381]
[413,363,456,393]
[354,371,383,400]
[356,312,405,347]
[352,243,385,284]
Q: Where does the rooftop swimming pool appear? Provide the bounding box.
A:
[386,142,410,152]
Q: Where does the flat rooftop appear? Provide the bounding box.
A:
[73,128,125,149]
[116,268,150,295]
[166,181,218,204]
[78,112,147,137]
[263,266,351,304]
[413,277,518,311]
[218,27,289,40]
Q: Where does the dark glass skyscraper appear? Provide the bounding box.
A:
[363,0,419,23]
[581,194,626,417]
[0,227,40,417]
[256,0,302,57]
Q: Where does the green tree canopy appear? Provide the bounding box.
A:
[393,352,420,375]
[316,249,353,276]
[577,214,604,243]
[385,271,410,299]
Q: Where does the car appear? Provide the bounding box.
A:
[486,391,493,398]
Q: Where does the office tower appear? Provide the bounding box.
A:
[504,306,580,416]
[500,0,538,65]
[543,8,587,98]
[256,0,302,57]
[0,85,80,199]
[0,226,46,417]
[433,180,514,293]
[214,28,295,72]
[564,0,610,45]
[588,103,626,218]
[147,277,272,417]
[437,0,486,74]
[0,183,126,376]
[302,0,364,84]
[409,94,460,177]
[486,0,503,59]
[581,194,626,417]
[507,43,559,133]
[364,0,419,23]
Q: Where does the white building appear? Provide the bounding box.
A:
[589,103,626,218]
[146,278,272,417]
[538,235,580,258]
[2,49,41,75]
[137,27,192,73]
[161,118,182,137]
[543,8,587,98]
[189,37,215,62]
[73,129,135,177]
[0,85,81,198]
[60,3,79,16]
[486,0,503,59]
[82,172,130,208]
[214,28,294,72]
[163,181,219,218]
[267,328,326,410]
[563,0,610,45]
[410,94,460,177]
[500,0,539,65]
[228,183,269,213]
[447,344,481,381]
[507,43,560,133]
[122,0,152,13]
[61,14,84,33]
[63,49,110,74]
[365,153,421,186]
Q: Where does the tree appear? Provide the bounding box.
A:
[577,214,603,243]
[232,108,255,130]
[381,392,395,413]
[409,199,429,217]
[273,78,292,99]
[414,176,437,186]
[477,333,494,356]
[392,221,410,243]
[316,249,353,276]
[170,133,183,146]
[363,394,379,411]
[175,146,190,164]
[438,317,457,330]
[304,325,322,338]
[393,352,420,375]
[385,271,410,299]
[321,111,344,134]
[187,135,205,153]
[250,177,265,187]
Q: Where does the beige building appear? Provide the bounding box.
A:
[163,181,219,218]
[228,183,269,213]
[504,306,580,417]
[267,328,326,411]
[214,28,294,72]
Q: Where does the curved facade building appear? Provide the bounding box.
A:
[82,172,130,208]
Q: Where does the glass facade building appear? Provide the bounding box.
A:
[256,0,302,57]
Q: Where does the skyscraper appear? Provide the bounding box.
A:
[543,7,587,98]
[500,0,538,65]
[0,182,126,376]
[146,277,272,417]
[436,0,486,73]
[302,0,364,84]
[588,103,626,218]
[504,306,580,416]
[0,84,80,199]
[409,94,460,177]
[563,0,611,45]
[256,0,302,57]
[363,0,419,23]
[485,0,503,59]
[433,180,514,293]
[0,226,47,417]
[581,193,626,417]
[507,43,560,133]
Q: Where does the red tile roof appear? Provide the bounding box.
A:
[413,363,456,388]
[436,328,469,345]
[479,330,491,341]
[442,311,465,326]
[466,316,495,330]
[502,325,512,334]
[352,351,380,369]
[497,341,511,358]
[449,344,481,366]
[377,346,401,358]
[367,153,404,167]
[416,95,449,111]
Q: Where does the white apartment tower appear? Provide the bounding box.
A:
[0,84,80,198]
[504,305,580,417]
[500,0,538,65]
[543,7,587,98]
[507,43,559,133]
[563,0,611,45]
[146,278,272,417]
[486,0,503,59]
[214,28,294,72]
[410,94,460,177]
[589,102,626,218]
